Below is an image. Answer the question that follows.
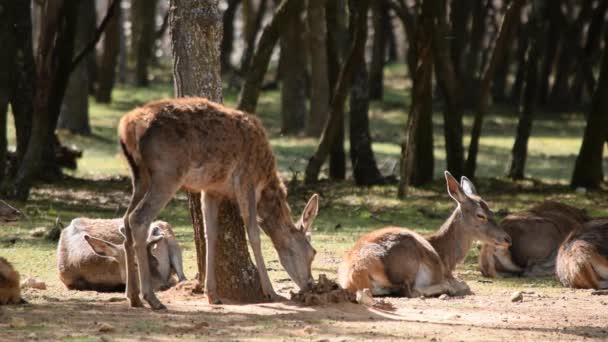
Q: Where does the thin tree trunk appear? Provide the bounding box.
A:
[304,0,368,184]
[221,0,241,71]
[306,0,329,137]
[463,0,489,106]
[507,6,545,180]
[96,0,121,103]
[536,0,561,106]
[510,20,529,104]
[398,20,432,198]
[464,0,524,178]
[58,0,96,135]
[571,31,608,189]
[237,0,300,113]
[279,0,307,134]
[450,0,472,81]
[132,0,158,86]
[349,14,383,186]
[369,0,388,100]
[170,0,265,303]
[239,0,268,73]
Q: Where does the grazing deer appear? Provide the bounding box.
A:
[57,218,186,292]
[0,257,25,305]
[0,200,22,223]
[556,219,608,289]
[479,201,589,278]
[338,171,511,297]
[118,98,319,309]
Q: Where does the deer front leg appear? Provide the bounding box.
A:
[240,186,282,302]
[202,192,221,304]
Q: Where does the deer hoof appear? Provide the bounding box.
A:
[270,293,287,302]
[128,297,144,308]
[206,292,222,305]
[143,294,166,310]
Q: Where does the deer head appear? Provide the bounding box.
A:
[445,171,511,248]
[84,225,175,290]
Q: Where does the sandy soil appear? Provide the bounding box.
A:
[1,280,607,341]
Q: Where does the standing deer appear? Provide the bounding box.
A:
[57,218,186,292]
[479,201,589,278]
[0,200,22,223]
[118,98,319,309]
[339,171,511,297]
[556,219,608,289]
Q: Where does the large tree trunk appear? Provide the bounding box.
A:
[96,0,122,103]
[279,0,307,134]
[348,14,383,186]
[58,0,96,135]
[131,0,157,86]
[368,0,388,100]
[221,0,241,71]
[507,6,545,180]
[570,32,608,189]
[306,0,329,137]
[464,0,524,178]
[12,0,79,199]
[304,0,367,184]
[398,0,433,199]
[170,0,265,303]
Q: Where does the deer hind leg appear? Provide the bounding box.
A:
[123,177,149,307]
[128,182,179,310]
[238,185,280,301]
[202,192,221,304]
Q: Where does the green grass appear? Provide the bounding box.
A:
[2,62,608,319]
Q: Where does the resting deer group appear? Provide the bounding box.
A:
[118,98,319,309]
[339,172,511,297]
[57,218,186,292]
[479,201,589,278]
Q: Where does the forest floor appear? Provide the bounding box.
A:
[2,64,608,341]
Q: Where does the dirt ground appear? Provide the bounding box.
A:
[2,278,607,341]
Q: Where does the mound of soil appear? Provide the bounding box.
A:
[291,274,355,306]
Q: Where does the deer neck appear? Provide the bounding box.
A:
[257,189,292,250]
[426,208,474,272]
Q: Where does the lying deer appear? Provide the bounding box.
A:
[119,98,319,309]
[339,171,511,297]
[479,201,589,278]
[0,199,22,223]
[57,218,186,292]
[0,257,25,305]
[556,219,608,289]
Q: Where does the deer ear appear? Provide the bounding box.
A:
[445,171,466,203]
[85,235,121,259]
[147,225,164,245]
[299,194,319,234]
[460,176,478,197]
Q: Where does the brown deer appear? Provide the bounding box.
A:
[0,200,22,223]
[479,201,589,278]
[556,219,608,289]
[118,98,319,309]
[57,218,186,292]
[338,171,511,297]
[0,257,25,305]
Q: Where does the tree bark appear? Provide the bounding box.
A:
[348,15,383,186]
[571,31,608,189]
[398,0,433,199]
[237,0,300,113]
[369,0,388,100]
[170,0,265,303]
[507,5,546,180]
[306,0,329,137]
[221,0,241,71]
[96,0,122,103]
[131,0,158,86]
[58,0,96,135]
[279,0,307,134]
[304,0,368,184]
[464,0,524,178]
